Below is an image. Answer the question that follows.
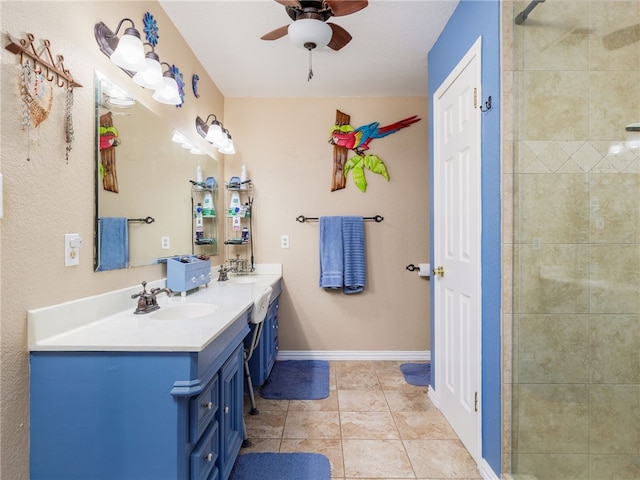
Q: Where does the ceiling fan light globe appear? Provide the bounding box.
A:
[288,19,332,50]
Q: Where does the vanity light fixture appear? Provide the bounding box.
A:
[94,19,146,72]
[196,115,224,144]
[132,43,164,90]
[195,115,236,154]
[152,63,181,105]
[218,130,236,155]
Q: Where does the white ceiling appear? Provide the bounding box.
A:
[159,0,459,98]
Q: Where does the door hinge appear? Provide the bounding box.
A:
[474,391,479,412]
[473,87,477,108]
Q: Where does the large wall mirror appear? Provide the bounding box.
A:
[94,71,219,271]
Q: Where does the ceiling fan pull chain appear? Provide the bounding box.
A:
[308,49,314,81]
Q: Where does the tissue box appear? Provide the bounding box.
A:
[167,256,212,293]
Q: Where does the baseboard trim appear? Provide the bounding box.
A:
[479,459,500,480]
[276,350,431,361]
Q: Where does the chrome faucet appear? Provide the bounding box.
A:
[131,281,173,314]
[217,265,235,282]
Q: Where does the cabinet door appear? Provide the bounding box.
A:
[219,344,243,480]
[264,299,279,380]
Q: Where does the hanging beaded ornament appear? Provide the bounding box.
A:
[65,87,75,163]
[19,61,53,128]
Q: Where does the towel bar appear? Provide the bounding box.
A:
[127,216,155,224]
[296,215,383,223]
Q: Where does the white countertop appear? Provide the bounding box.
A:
[28,265,282,352]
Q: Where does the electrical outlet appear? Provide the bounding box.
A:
[161,236,170,249]
[64,233,83,267]
[281,235,289,249]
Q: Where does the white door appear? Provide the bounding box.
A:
[432,37,482,464]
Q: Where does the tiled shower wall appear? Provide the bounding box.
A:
[509,1,640,478]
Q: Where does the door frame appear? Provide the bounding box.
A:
[430,36,483,464]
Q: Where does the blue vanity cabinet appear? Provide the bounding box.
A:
[246,280,281,388]
[218,345,244,480]
[29,312,249,480]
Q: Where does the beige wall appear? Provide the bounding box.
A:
[224,98,430,352]
[0,2,430,478]
[1,2,224,478]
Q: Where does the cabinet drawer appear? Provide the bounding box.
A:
[190,421,219,480]
[190,376,219,443]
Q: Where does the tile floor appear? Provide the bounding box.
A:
[242,360,481,479]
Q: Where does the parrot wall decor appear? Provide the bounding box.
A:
[328,110,421,192]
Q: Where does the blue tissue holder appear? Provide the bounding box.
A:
[167,256,212,293]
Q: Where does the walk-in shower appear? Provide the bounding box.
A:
[510,1,640,479]
[514,0,545,25]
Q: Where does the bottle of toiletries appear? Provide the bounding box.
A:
[241,227,249,243]
[196,164,203,189]
[229,191,241,216]
[195,203,204,241]
[240,165,247,189]
[202,191,214,216]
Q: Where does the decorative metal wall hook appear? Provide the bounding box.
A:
[480,95,492,113]
[5,32,82,89]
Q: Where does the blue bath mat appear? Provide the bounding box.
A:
[230,452,330,480]
[261,360,330,400]
[400,362,431,386]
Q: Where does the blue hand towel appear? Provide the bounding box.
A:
[97,217,129,271]
[319,216,343,289]
[342,216,365,294]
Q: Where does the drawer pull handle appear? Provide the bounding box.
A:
[205,453,213,462]
[202,401,213,410]
[224,406,229,414]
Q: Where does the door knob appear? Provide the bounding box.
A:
[432,266,445,277]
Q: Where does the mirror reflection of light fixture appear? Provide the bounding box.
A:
[132,43,164,90]
[171,130,187,144]
[94,19,146,72]
[152,63,181,105]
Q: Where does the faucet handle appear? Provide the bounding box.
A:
[131,281,149,299]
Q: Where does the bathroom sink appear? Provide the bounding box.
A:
[149,303,219,320]
[230,277,258,284]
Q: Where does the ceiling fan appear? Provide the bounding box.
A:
[261,0,368,80]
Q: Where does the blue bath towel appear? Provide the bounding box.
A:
[319,216,365,294]
[97,217,129,271]
[319,216,343,288]
[342,216,365,294]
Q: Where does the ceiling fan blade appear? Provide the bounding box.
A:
[261,24,290,41]
[327,23,352,50]
[275,0,301,7]
[325,0,368,16]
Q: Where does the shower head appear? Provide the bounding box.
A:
[515,0,546,25]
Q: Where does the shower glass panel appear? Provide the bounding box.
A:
[511,1,640,479]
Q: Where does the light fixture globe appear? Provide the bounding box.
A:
[132,51,164,89]
[288,19,332,50]
[110,27,146,72]
[205,122,225,145]
[152,73,181,105]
